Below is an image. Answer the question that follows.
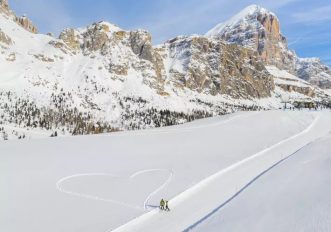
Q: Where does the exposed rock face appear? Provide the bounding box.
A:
[207,5,296,73]
[59,29,81,51]
[296,58,331,89]
[81,23,112,52]
[58,22,167,91]
[129,30,166,81]
[163,36,275,98]
[15,16,38,34]
[0,0,9,11]
[0,28,12,45]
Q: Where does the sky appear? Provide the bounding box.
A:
[10,0,331,66]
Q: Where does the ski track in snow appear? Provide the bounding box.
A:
[183,115,321,230]
[56,169,173,212]
[185,140,320,231]
[112,114,321,232]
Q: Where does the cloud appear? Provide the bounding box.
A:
[292,6,331,24]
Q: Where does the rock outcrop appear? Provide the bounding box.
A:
[0,28,12,45]
[15,16,38,34]
[163,36,275,99]
[59,29,81,51]
[129,30,166,81]
[0,0,9,11]
[0,0,38,33]
[58,22,166,91]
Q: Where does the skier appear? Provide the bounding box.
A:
[160,199,165,210]
[165,200,170,211]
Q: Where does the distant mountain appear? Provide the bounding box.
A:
[0,1,330,140]
[206,4,331,89]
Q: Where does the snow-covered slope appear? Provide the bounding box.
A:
[1,110,331,232]
[194,132,331,232]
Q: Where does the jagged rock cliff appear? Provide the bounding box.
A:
[16,15,38,34]
[162,36,274,98]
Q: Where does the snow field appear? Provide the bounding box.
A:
[1,110,330,232]
[113,112,331,232]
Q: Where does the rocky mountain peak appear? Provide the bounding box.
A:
[206,5,296,73]
[206,5,331,89]
[206,5,278,39]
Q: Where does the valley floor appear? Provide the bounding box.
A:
[1,110,331,232]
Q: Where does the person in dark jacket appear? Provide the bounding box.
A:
[165,200,170,211]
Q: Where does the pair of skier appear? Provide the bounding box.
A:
[160,199,170,211]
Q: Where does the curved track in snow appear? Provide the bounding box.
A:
[56,169,173,212]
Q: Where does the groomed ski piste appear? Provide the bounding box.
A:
[1,110,331,232]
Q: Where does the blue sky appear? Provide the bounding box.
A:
[10,0,331,65]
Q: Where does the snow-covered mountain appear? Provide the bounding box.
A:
[296,58,331,89]
[206,4,331,89]
[0,1,330,140]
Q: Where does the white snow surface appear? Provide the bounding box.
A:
[194,132,331,232]
[1,110,331,232]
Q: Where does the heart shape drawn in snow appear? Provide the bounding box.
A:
[56,169,173,211]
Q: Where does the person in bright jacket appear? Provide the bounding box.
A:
[160,199,165,210]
